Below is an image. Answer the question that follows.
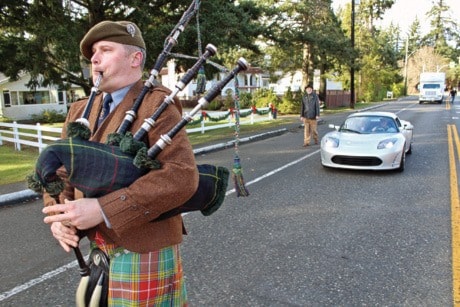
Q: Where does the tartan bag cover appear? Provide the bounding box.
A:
[33,137,148,198]
[30,137,230,221]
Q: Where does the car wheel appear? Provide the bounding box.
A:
[407,143,412,155]
[397,150,406,172]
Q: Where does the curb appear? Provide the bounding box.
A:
[0,128,289,207]
[193,128,287,155]
[0,190,41,206]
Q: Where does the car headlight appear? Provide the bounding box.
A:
[377,138,398,149]
[324,137,339,148]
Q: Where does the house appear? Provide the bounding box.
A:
[159,59,269,99]
[1,59,270,120]
[0,73,84,121]
[269,70,304,94]
[269,70,344,94]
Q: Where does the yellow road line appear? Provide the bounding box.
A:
[449,124,460,305]
[453,125,460,160]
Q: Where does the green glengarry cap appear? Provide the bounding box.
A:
[80,21,146,60]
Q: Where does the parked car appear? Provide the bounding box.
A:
[320,111,413,172]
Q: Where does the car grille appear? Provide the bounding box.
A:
[331,155,382,166]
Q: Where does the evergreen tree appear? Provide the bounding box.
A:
[0,0,268,94]
[423,0,458,60]
[337,0,398,101]
[258,0,352,96]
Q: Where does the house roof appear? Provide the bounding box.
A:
[0,73,9,85]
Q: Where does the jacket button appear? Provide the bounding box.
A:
[120,195,126,201]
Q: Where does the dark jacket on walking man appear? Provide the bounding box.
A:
[450,88,457,103]
[300,84,320,146]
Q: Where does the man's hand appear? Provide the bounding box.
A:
[43,198,104,230]
[49,221,79,252]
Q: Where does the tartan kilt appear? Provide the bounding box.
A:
[96,242,187,306]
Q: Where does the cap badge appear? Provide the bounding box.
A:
[126,23,136,37]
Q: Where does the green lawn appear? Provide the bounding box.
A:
[0,115,298,185]
[0,144,39,185]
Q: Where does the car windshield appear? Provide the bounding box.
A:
[340,116,398,134]
[422,84,440,89]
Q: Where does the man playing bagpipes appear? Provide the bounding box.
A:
[41,21,197,305]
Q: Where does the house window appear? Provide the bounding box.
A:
[10,92,18,106]
[21,91,51,104]
[58,91,65,104]
[3,91,11,107]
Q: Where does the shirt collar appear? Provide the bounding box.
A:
[104,83,135,112]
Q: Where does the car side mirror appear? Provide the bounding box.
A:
[403,124,413,130]
[328,124,339,131]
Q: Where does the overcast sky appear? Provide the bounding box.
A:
[332,0,460,35]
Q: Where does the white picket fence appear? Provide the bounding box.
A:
[0,108,273,152]
[0,122,62,152]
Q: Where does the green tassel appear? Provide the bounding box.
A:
[66,122,91,140]
[44,179,65,198]
[106,132,123,146]
[26,173,44,193]
[119,132,146,155]
[133,147,161,170]
[26,173,64,198]
[232,156,249,197]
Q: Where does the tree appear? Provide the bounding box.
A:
[336,0,399,102]
[423,0,459,58]
[257,0,352,98]
[396,1,458,94]
[357,0,394,32]
[0,0,268,94]
[401,19,424,95]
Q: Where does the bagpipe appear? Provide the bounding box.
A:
[27,0,249,305]
[27,48,249,220]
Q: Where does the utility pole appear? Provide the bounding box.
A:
[403,36,409,96]
[350,0,356,108]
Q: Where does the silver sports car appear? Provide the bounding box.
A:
[320,111,413,172]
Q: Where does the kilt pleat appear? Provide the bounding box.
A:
[98,242,187,306]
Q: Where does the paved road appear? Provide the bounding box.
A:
[0,99,456,306]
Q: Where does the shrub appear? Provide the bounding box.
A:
[238,92,253,109]
[0,115,13,123]
[252,88,281,109]
[277,87,301,114]
[207,99,224,111]
[222,89,235,109]
[31,109,67,124]
[391,83,404,98]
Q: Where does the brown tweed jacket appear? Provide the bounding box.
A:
[43,80,199,253]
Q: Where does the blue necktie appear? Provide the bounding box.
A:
[98,94,112,126]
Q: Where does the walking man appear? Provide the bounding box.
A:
[450,88,457,104]
[300,84,321,147]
